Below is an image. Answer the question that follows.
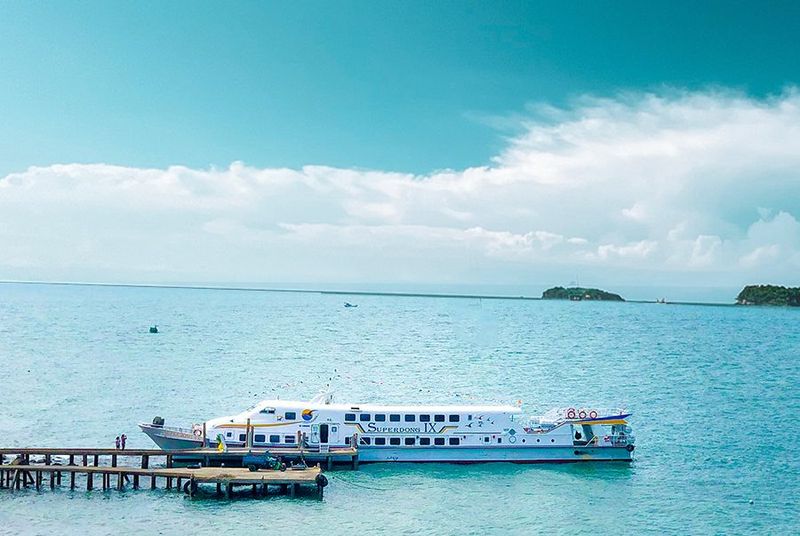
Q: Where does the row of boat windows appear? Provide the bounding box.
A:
[359,436,460,446]
[345,413,461,423]
[259,411,464,423]
[259,409,300,420]
[225,431,296,444]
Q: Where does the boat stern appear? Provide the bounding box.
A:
[138,422,204,450]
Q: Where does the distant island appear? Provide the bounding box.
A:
[542,286,625,302]
[736,285,800,306]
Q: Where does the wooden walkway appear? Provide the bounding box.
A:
[0,449,329,499]
[0,445,359,470]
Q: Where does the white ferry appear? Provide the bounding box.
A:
[139,392,635,463]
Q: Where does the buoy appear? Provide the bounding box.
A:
[149,325,158,334]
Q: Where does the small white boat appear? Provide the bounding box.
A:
[139,391,635,463]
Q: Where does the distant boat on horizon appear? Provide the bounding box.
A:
[344,302,358,308]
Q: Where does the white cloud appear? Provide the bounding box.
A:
[2,89,800,287]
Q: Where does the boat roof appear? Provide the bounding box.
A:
[249,399,522,414]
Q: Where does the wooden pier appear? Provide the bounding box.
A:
[0,448,330,498]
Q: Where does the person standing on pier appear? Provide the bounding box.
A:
[120,434,127,450]
[115,436,121,450]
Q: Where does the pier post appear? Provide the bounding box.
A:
[327,457,333,471]
[202,423,207,447]
[133,474,139,489]
[87,472,93,490]
[246,418,252,448]
[117,472,123,491]
[141,455,149,469]
[45,454,51,466]
[177,477,182,490]
[70,471,75,490]
[166,454,173,469]
[50,471,55,490]
[216,482,222,496]
[69,455,74,466]
[289,483,297,498]
[252,484,258,496]
[35,471,41,491]
[151,475,156,489]
[111,454,117,468]
[225,483,232,498]
[93,455,99,467]
[166,477,172,490]
[82,455,87,466]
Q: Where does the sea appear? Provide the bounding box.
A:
[0,282,797,535]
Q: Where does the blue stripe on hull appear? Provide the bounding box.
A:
[357,446,633,463]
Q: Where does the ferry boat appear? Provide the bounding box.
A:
[139,392,635,463]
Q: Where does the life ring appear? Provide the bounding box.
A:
[192,425,203,438]
[578,409,587,419]
[589,410,598,419]
[625,444,635,452]
[508,435,517,444]
[566,408,576,419]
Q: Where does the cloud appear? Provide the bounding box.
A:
[2,88,800,287]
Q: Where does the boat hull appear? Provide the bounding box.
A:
[357,445,633,463]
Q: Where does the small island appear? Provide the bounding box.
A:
[542,286,625,302]
[736,285,800,306]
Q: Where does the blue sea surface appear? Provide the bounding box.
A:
[0,283,797,534]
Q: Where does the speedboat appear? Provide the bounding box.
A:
[139,391,635,462]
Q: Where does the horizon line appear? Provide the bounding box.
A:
[0,279,737,307]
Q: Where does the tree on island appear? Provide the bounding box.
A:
[736,285,800,306]
[542,286,625,301]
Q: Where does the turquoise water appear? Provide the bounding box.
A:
[0,283,797,534]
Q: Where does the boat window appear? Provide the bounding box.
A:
[389,438,401,446]
[448,415,460,423]
[434,414,445,422]
[260,407,275,414]
[285,412,296,420]
[254,434,265,443]
[360,413,371,422]
[284,435,296,444]
[484,437,490,443]
[345,413,356,422]
[389,414,401,422]
[434,437,445,446]
[238,434,246,442]
[497,438,502,444]
[360,437,371,445]
[374,437,386,446]
[449,438,460,446]
[419,437,431,446]
[226,432,232,438]
[374,414,386,422]
[404,437,415,446]
[419,414,431,422]
[404,414,415,422]
[270,435,280,443]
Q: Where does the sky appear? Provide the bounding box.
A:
[1,2,800,295]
